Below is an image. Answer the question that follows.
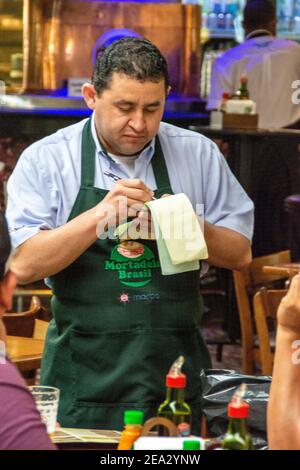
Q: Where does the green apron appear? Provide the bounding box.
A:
[41,119,211,434]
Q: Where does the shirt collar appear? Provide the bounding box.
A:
[91,111,156,164]
[91,112,105,155]
[246,29,274,40]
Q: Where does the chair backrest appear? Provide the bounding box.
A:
[253,288,287,375]
[3,296,42,337]
[233,250,291,374]
[33,319,49,341]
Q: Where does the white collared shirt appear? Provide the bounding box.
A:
[6,113,254,250]
[207,36,300,128]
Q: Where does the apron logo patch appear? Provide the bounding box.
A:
[119,292,130,303]
[119,291,161,303]
[105,241,160,288]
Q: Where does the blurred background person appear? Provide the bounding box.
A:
[207,0,300,129]
[0,212,55,450]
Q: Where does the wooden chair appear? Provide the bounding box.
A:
[3,296,43,337]
[3,296,48,385]
[253,288,287,375]
[200,268,232,362]
[33,318,49,341]
[233,250,291,374]
[13,287,52,316]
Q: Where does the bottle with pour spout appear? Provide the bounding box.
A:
[157,356,192,436]
[222,383,253,450]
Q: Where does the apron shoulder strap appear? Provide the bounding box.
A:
[81,118,96,187]
[151,136,172,190]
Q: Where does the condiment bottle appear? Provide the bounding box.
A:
[238,75,250,99]
[220,92,231,112]
[157,356,191,436]
[182,440,201,450]
[222,384,253,450]
[117,410,144,450]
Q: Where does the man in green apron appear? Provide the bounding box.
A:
[7,38,253,434]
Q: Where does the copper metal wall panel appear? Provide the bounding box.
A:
[22,0,201,96]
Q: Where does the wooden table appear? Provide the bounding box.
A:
[6,336,45,372]
[262,262,300,277]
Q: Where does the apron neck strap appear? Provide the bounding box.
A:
[81,118,96,187]
[151,136,172,189]
[81,118,172,190]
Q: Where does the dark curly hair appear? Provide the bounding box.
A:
[92,37,169,96]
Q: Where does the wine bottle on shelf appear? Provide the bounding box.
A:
[238,75,250,99]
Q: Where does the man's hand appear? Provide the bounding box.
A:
[119,193,172,240]
[96,179,155,229]
[135,193,172,239]
[277,274,300,335]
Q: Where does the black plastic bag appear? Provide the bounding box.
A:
[201,369,271,449]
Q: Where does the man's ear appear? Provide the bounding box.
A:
[166,85,172,97]
[82,83,98,110]
[0,272,17,312]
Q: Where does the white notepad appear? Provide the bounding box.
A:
[115,193,208,275]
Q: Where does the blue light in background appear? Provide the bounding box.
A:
[92,29,141,64]
[81,0,172,2]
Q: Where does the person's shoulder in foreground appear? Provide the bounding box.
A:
[0,213,55,450]
[0,357,56,450]
[268,274,300,450]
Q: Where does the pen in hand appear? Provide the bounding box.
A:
[104,171,156,200]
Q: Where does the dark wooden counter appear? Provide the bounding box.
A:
[0,95,209,138]
[191,125,300,258]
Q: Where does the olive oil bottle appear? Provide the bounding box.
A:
[157,356,191,436]
[222,384,253,450]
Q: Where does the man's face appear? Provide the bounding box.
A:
[87,73,167,156]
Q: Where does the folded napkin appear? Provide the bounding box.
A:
[114,193,208,275]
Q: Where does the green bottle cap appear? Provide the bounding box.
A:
[183,440,201,450]
[124,410,144,425]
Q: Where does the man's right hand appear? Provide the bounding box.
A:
[95,178,155,229]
